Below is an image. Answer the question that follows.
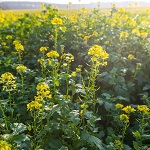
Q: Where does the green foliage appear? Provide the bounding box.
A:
[0,5,150,150]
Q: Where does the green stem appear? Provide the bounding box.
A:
[18,51,22,64]
[54,27,58,51]
[66,65,69,96]
[33,110,37,149]
[0,104,8,131]
[21,73,24,96]
[121,122,129,144]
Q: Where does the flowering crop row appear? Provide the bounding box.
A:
[0,4,150,150]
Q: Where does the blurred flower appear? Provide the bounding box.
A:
[137,105,149,114]
[40,47,47,52]
[122,106,136,114]
[120,114,129,123]
[6,35,12,40]
[120,32,129,39]
[0,140,11,150]
[0,72,16,90]
[81,7,86,13]
[53,5,58,9]
[16,65,27,73]
[140,32,148,39]
[27,101,42,111]
[114,140,123,150]
[116,103,124,109]
[51,17,63,25]
[71,71,76,77]
[15,43,24,51]
[61,53,74,63]
[128,54,134,60]
[41,3,45,10]
[46,50,59,58]
[88,45,109,66]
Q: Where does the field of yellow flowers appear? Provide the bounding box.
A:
[0,4,150,150]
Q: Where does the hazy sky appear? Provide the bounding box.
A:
[1,0,150,4]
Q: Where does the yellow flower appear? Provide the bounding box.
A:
[6,35,12,40]
[15,43,24,51]
[128,54,134,60]
[88,45,109,66]
[0,140,11,150]
[36,82,51,99]
[120,114,129,123]
[16,65,27,73]
[13,39,20,45]
[122,106,136,114]
[61,53,74,63]
[137,105,149,114]
[53,5,58,9]
[140,32,148,39]
[112,3,116,7]
[40,3,45,10]
[132,29,140,36]
[51,17,63,25]
[81,7,86,13]
[71,72,76,77]
[39,47,47,52]
[120,32,129,39]
[46,50,59,58]
[0,72,16,90]
[118,8,126,13]
[76,67,81,72]
[114,140,123,150]
[63,63,68,67]
[116,103,124,109]
[27,101,42,111]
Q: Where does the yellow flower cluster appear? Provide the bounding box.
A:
[128,54,134,60]
[6,35,12,40]
[114,140,123,150]
[16,65,27,73]
[81,7,86,13]
[76,66,82,72]
[88,45,109,66]
[36,82,52,99]
[51,17,63,25]
[120,31,129,39]
[0,140,11,150]
[38,58,46,68]
[71,71,76,77]
[39,47,47,52]
[13,40,24,51]
[120,114,129,123]
[46,50,59,58]
[27,82,52,111]
[40,3,45,10]
[122,106,136,114]
[27,101,42,111]
[69,14,78,23]
[61,53,74,63]
[116,103,124,109]
[0,72,16,90]
[80,103,88,116]
[137,105,149,114]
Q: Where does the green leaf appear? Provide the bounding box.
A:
[81,131,104,150]
[133,142,139,150]
[13,134,29,144]
[11,123,26,135]
[104,102,113,111]
[143,85,150,91]
[69,110,80,124]
[59,146,68,150]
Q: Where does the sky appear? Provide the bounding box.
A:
[1,0,150,4]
